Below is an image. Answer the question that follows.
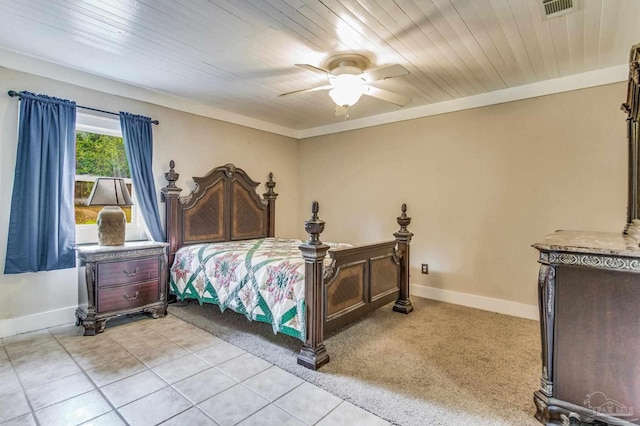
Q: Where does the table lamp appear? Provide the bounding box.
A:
[86,177,133,246]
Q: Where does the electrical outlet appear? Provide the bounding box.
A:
[421,264,428,274]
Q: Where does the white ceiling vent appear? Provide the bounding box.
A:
[540,0,579,19]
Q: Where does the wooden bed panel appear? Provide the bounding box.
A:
[370,255,400,301]
[184,181,225,242]
[231,179,266,240]
[326,261,367,320]
[323,241,403,334]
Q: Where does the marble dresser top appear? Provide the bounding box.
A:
[533,229,640,258]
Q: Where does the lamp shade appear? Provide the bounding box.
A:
[87,178,133,245]
[328,74,366,107]
[87,178,133,207]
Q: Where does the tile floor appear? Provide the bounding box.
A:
[0,314,389,426]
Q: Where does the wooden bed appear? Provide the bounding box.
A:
[161,161,413,370]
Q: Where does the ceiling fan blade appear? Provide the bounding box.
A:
[365,86,411,107]
[278,85,332,97]
[361,64,409,83]
[295,63,330,75]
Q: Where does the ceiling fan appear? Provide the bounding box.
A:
[279,54,411,118]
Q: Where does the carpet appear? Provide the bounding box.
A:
[168,297,541,426]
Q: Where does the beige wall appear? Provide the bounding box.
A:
[298,83,627,308]
[0,67,298,335]
[0,65,627,334]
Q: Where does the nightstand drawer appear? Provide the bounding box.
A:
[98,258,159,287]
[97,281,159,313]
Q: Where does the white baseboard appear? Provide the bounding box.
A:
[0,307,77,339]
[0,286,537,338]
[411,284,539,321]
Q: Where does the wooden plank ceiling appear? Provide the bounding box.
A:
[0,0,638,131]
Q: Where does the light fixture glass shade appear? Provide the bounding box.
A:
[87,178,133,246]
[329,74,366,107]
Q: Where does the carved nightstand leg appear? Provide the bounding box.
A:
[143,307,161,319]
[81,320,98,336]
[76,307,97,336]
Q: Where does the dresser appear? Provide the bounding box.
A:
[532,230,640,425]
[76,241,169,335]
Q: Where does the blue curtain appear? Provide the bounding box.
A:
[5,92,77,274]
[119,112,164,242]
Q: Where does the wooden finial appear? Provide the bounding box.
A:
[223,163,236,178]
[164,160,179,188]
[397,203,411,233]
[304,201,325,244]
[265,172,276,194]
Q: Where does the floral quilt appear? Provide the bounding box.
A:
[170,238,349,341]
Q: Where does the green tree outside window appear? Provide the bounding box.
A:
[75,131,132,225]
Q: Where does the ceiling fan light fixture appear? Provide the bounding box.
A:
[328,74,366,107]
[282,55,410,111]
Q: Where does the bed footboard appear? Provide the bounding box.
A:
[297,202,413,370]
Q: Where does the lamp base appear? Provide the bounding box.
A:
[97,206,126,246]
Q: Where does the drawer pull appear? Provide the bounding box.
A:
[124,268,138,277]
[123,291,139,301]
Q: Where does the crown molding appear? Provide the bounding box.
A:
[1,47,627,140]
[298,65,628,139]
[0,47,299,139]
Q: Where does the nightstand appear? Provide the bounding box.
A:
[75,241,169,336]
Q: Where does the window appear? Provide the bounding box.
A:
[75,113,147,244]
[75,131,132,225]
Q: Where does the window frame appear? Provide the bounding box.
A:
[75,112,147,244]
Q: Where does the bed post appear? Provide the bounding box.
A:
[297,201,330,370]
[161,160,182,266]
[263,172,277,237]
[393,203,414,314]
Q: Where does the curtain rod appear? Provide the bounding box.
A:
[7,90,159,125]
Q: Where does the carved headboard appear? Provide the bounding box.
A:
[161,161,278,264]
